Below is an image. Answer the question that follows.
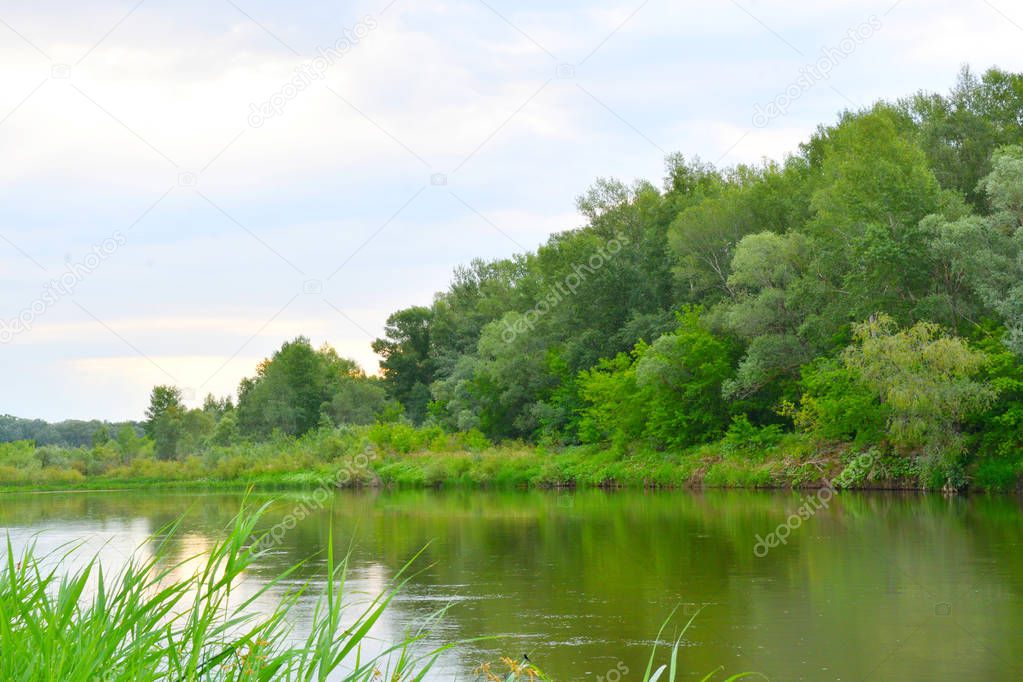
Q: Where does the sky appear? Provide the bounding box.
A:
[0,0,1021,421]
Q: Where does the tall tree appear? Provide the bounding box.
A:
[372,307,435,423]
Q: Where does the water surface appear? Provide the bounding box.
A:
[2,489,1021,680]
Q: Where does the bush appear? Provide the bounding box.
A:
[972,455,1022,491]
[789,357,888,445]
[37,467,85,485]
[577,308,734,450]
[367,422,444,454]
[0,441,38,471]
[721,415,784,456]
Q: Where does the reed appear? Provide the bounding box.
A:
[0,502,450,681]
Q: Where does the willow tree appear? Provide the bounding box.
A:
[844,315,995,466]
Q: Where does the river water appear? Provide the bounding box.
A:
[1,489,1021,680]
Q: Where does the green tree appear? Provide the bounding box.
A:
[843,314,995,466]
[372,307,435,423]
[237,338,337,437]
[144,386,183,437]
[576,351,643,446]
[142,386,188,460]
[326,377,394,426]
[715,231,808,405]
[115,424,142,461]
[151,405,184,460]
[91,425,110,448]
[577,309,734,449]
[908,67,1023,210]
[211,411,240,446]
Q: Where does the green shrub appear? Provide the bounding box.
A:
[721,415,784,456]
[789,357,888,445]
[0,441,38,471]
[972,455,1022,491]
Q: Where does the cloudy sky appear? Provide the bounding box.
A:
[1,0,1021,421]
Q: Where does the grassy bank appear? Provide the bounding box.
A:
[2,423,1020,494]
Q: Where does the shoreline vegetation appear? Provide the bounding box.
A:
[5,67,1023,496]
[0,422,1017,495]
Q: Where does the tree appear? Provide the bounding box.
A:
[235,338,381,438]
[201,394,234,420]
[151,405,184,460]
[372,307,435,423]
[908,67,1023,210]
[326,377,394,426]
[977,144,1023,228]
[141,386,190,460]
[843,315,995,466]
[211,411,239,446]
[715,231,809,404]
[238,338,336,437]
[91,425,110,448]
[787,357,889,446]
[577,309,734,449]
[668,191,755,303]
[576,351,643,446]
[144,386,183,437]
[634,309,734,447]
[920,146,1023,350]
[115,424,142,461]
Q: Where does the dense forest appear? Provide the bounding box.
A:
[4,67,1023,491]
[364,66,1023,487]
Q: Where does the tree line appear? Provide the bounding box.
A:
[12,66,1022,491]
[0,415,141,449]
[364,67,1023,488]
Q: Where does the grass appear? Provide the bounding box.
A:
[1,423,1015,494]
[0,501,451,681]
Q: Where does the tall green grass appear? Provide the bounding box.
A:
[0,502,450,681]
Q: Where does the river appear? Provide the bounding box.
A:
[1,489,1021,680]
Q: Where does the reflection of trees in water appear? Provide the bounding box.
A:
[3,489,1022,679]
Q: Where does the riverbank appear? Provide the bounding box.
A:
[2,424,1020,494]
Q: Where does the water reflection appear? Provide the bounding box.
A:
[2,489,1021,680]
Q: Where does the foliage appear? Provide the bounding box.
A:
[0,506,449,681]
[787,357,889,446]
[721,415,784,456]
[372,307,436,424]
[0,415,141,448]
[844,315,995,467]
[237,337,392,439]
[577,309,733,450]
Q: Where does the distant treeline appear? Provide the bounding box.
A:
[0,415,142,448]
